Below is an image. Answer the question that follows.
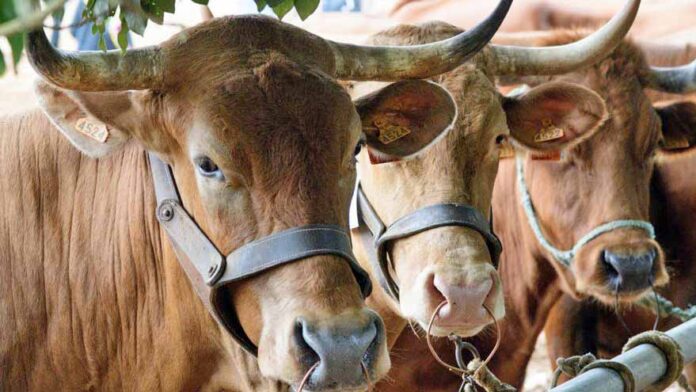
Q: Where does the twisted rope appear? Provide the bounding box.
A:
[515,156,655,267]
[639,293,696,322]
[551,331,689,391]
[622,331,689,392]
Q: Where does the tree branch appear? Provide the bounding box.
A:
[0,0,68,37]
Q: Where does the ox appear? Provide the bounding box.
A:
[542,54,696,387]
[463,35,696,388]
[0,3,514,390]
[544,149,696,388]
[345,0,640,389]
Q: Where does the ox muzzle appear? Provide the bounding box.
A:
[351,184,502,301]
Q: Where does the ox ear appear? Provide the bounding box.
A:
[34,80,163,158]
[354,80,456,164]
[656,101,696,151]
[504,82,608,152]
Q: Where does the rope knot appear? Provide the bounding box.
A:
[550,354,635,391]
[555,353,597,378]
[622,330,687,392]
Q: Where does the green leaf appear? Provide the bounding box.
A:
[191,0,209,4]
[159,0,176,13]
[117,15,129,53]
[255,0,267,11]
[266,0,287,7]
[0,48,6,76]
[271,0,294,19]
[122,7,148,36]
[294,0,319,20]
[98,34,106,51]
[8,33,23,67]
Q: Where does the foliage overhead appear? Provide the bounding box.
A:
[0,0,322,76]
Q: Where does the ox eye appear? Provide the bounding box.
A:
[354,140,364,156]
[194,156,224,180]
[495,135,508,145]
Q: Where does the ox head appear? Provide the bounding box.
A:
[350,0,640,338]
[499,33,696,304]
[26,4,514,389]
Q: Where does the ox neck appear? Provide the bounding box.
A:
[514,155,656,268]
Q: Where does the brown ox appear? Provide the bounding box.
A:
[369,32,696,390]
[344,0,641,389]
[544,149,696,388]
[542,51,696,387]
[472,36,695,388]
[0,5,515,390]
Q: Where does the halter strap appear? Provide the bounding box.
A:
[515,155,655,267]
[149,153,371,356]
[353,185,502,301]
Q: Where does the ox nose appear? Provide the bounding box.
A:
[602,248,656,292]
[429,273,500,331]
[293,310,385,390]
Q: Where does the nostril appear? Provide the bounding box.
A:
[293,319,319,368]
[362,314,384,370]
[602,250,621,280]
[427,273,447,306]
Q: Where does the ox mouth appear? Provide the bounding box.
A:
[416,320,488,338]
[586,286,653,305]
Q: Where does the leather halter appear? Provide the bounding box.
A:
[148,153,372,356]
[352,185,502,301]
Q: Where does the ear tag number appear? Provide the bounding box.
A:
[374,118,411,145]
[534,119,565,143]
[75,118,109,143]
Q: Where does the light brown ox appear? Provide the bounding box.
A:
[362,31,696,390]
[344,0,642,388]
[0,7,516,390]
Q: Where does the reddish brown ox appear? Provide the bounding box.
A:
[372,33,696,390]
[542,48,696,388]
[544,148,696,388]
[345,0,641,389]
[473,36,696,388]
[0,5,515,390]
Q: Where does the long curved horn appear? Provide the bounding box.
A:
[491,0,640,76]
[646,60,696,94]
[26,27,163,91]
[328,0,512,81]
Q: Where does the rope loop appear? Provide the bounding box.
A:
[549,354,635,391]
[622,331,685,392]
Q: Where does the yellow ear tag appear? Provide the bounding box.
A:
[374,118,411,145]
[75,117,109,143]
[534,119,565,143]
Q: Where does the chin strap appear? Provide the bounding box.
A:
[515,155,655,268]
